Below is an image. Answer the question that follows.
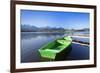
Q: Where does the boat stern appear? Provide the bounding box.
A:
[39,49,58,59]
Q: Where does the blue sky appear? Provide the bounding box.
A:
[21,10,90,29]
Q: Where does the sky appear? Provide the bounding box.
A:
[21,10,90,29]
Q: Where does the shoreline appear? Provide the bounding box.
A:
[70,35,89,38]
[22,32,89,38]
[68,34,89,38]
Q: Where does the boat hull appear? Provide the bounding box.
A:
[55,44,72,61]
[40,44,72,61]
[39,36,72,60]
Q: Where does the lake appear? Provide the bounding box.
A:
[21,32,89,63]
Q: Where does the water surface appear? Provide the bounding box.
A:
[21,32,89,63]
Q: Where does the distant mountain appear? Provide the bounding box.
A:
[75,28,90,31]
[21,24,65,32]
[21,24,38,32]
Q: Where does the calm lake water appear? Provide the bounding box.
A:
[21,32,89,63]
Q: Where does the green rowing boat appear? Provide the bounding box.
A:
[39,36,72,60]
